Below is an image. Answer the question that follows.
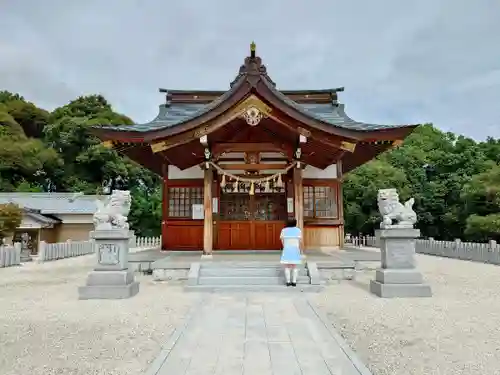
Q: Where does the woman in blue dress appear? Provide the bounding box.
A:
[280,218,303,287]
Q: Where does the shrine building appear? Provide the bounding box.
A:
[91,43,418,253]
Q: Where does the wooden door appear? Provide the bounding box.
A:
[216,192,286,250]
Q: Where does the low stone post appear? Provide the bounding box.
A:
[78,190,139,300]
[370,188,432,298]
[20,232,32,262]
[128,230,135,248]
[13,242,21,265]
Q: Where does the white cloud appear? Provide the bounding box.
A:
[0,0,498,139]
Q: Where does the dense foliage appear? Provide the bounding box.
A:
[0,203,23,240]
[0,91,161,237]
[344,125,500,241]
[0,91,498,241]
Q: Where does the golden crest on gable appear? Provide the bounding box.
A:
[229,95,272,126]
[243,107,262,126]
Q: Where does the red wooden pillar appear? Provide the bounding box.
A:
[203,165,213,255]
[293,166,304,230]
[337,160,345,248]
[161,163,169,250]
[286,175,294,220]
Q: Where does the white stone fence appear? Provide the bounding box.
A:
[0,243,21,268]
[37,236,161,262]
[346,235,500,265]
[129,236,161,252]
[347,235,378,248]
[38,240,95,262]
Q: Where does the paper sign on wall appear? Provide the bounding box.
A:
[212,197,218,213]
[192,204,204,220]
[287,198,294,213]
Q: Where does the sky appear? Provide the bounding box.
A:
[1,0,499,140]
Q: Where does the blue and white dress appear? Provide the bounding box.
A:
[280,227,303,265]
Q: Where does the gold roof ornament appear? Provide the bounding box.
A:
[102,140,114,149]
[391,139,404,149]
[340,141,356,152]
[250,41,256,58]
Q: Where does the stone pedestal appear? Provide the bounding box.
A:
[370,228,432,298]
[78,229,139,300]
[20,247,32,262]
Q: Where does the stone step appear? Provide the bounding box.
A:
[197,276,310,286]
[199,261,306,269]
[184,284,323,293]
[199,267,308,277]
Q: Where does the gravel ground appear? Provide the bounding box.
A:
[312,252,500,375]
[0,255,201,375]
[4,251,500,375]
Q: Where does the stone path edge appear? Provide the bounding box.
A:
[143,294,207,375]
[306,299,374,375]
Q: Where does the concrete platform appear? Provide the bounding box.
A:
[78,281,139,300]
[131,248,380,265]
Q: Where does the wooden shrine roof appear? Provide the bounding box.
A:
[95,92,413,134]
[90,43,420,175]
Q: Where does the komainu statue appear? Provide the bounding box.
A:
[377,188,417,229]
[93,190,131,230]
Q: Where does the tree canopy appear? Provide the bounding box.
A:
[344,124,500,241]
[0,203,23,241]
[0,90,498,241]
[0,92,160,237]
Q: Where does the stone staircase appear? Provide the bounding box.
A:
[185,261,323,292]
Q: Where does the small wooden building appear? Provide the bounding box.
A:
[92,44,417,253]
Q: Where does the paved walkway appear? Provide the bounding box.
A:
[147,294,371,375]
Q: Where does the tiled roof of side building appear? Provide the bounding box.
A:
[0,193,99,214]
[24,209,61,224]
[96,89,414,133]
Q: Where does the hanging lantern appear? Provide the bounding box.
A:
[233,179,239,193]
[276,173,283,188]
[220,174,226,188]
[249,182,255,195]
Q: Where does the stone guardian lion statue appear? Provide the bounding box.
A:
[377,188,417,229]
[93,190,131,230]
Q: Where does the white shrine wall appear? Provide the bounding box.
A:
[303,164,337,179]
[168,165,204,179]
[167,161,338,180]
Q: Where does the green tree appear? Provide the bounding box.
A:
[0,91,50,138]
[343,160,410,235]
[0,133,62,191]
[0,108,25,137]
[345,124,497,240]
[128,186,162,237]
[42,95,160,235]
[0,203,23,241]
[461,164,500,241]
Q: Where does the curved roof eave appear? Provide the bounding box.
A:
[90,53,420,142]
[90,74,248,139]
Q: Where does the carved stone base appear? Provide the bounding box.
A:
[20,249,32,262]
[375,268,423,284]
[78,270,139,299]
[90,229,131,271]
[370,279,432,298]
[370,227,432,298]
[79,229,139,299]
